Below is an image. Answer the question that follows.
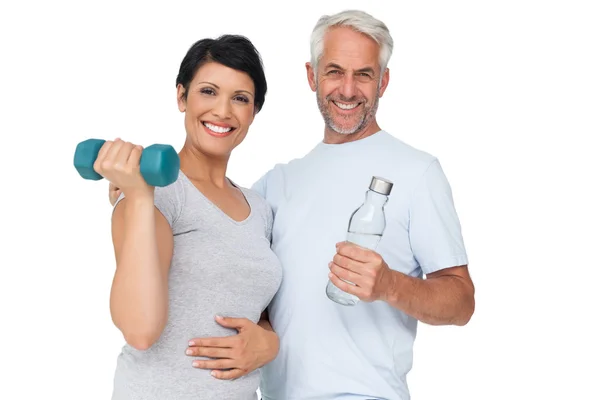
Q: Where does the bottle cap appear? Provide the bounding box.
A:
[370,176,393,195]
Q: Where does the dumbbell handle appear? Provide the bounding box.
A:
[74,138,180,187]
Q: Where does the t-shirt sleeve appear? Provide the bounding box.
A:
[250,170,276,243]
[264,201,274,243]
[408,159,468,274]
[113,180,185,230]
[250,171,268,198]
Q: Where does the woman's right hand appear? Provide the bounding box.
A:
[94,138,154,200]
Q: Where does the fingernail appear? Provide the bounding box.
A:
[185,349,192,355]
[215,315,222,320]
[329,273,334,278]
[193,361,200,367]
[188,340,194,346]
[211,371,217,377]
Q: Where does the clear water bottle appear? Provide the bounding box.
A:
[326,176,394,306]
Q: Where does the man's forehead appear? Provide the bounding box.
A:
[321,28,380,67]
[322,27,379,50]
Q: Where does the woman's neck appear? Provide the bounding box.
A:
[178,144,230,188]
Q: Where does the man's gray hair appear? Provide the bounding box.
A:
[310,10,394,79]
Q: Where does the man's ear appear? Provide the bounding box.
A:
[306,62,317,92]
[378,68,390,98]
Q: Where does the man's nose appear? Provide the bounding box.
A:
[338,74,358,100]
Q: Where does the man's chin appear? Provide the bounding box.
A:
[328,119,364,135]
[328,126,359,135]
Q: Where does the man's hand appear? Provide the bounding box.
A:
[330,242,475,326]
[328,241,394,302]
[109,182,122,206]
[186,315,279,380]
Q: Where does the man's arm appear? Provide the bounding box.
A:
[185,311,279,379]
[329,242,475,326]
[384,156,473,325]
[385,265,474,326]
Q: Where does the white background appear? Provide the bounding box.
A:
[1,0,599,399]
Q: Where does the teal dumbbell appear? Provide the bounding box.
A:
[73,139,180,187]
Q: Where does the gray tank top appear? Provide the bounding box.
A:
[111,171,282,400]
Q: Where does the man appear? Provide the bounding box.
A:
[109,9,474,400]
[250,10,475,400]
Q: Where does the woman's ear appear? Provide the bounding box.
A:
[176,84,186,112]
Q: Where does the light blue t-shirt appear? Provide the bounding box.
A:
[252,130,468,400]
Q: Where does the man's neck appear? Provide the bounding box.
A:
[323,121,382,144]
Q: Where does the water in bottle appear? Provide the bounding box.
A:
[326,176,393,306]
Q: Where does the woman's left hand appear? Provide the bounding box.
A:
[186,315,279,380]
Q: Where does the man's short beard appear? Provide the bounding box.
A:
[316,84,380,135]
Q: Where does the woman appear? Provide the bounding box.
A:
[95,35,282,399]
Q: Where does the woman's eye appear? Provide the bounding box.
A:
[200,88,215,95]
[234,95,249,103]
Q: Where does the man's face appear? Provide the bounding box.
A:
[307,27,389,135]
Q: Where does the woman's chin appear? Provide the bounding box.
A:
[198,141,234,159]
[184,129,241,160]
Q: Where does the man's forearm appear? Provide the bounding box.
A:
[385,268,475,326]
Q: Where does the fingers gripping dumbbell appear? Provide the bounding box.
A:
[73,139,180,187]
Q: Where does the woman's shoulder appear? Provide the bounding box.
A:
[238,185,270,209]
[237,185,273,226]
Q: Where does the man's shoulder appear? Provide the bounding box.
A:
[249,147,318,204]
[376,131,438,169]
[253,151,312,185]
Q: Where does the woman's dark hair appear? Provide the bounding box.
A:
[175,35,267,112]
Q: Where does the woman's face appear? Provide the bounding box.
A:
[177,62,256,159]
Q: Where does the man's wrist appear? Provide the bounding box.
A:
[383,269,402,304]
